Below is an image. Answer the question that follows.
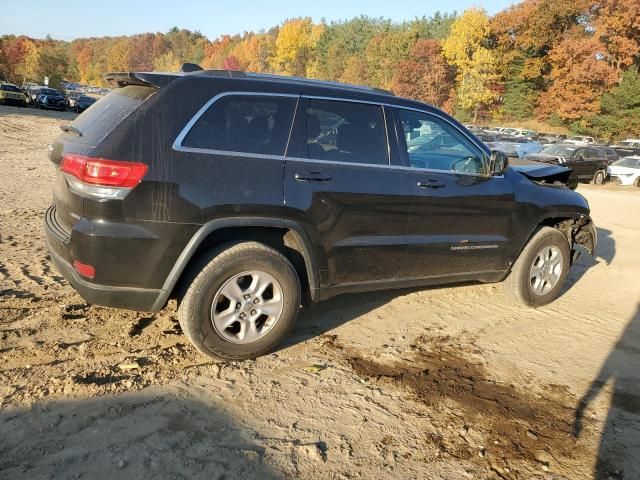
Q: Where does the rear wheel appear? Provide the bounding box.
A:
[634,177,640,187]
[503,227,570,307]
[177,241,301,360]
[592,170,606,185]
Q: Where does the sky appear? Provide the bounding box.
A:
[1,0,517,41]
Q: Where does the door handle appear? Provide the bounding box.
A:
[417,179,445,189]
[294,172,332,182]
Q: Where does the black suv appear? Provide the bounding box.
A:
[44,68,597,360]
[35,87,67,111]
[524,144,618,187]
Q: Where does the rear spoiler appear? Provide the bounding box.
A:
[103,67,243,89]
[103,72,180,89]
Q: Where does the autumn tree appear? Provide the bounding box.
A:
[443,8,499,121]
[593,0,640,74]
[391,39,454,108]
[536,36,617,121]
[153,50,181,72]
[273,18,323,76]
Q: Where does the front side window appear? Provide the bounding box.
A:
[399,109,486,174]
[182,95,297,156]
[304,99,388,165]
[582,148,599,160]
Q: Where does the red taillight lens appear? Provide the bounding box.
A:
[73,260,95,279]
[61,154,147,188]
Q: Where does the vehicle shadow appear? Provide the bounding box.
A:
[0,387,282,479]
[574,304,640,479]
[563,227,615,294]
[282,283,475,350]
[0,105,77,121]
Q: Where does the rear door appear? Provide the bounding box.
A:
[284,97,412,286]
[393,108,515,278]
[575,147,601,179]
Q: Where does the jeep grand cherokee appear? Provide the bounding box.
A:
[44,66,597,360]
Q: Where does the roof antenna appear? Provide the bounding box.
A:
[181,63,203,73]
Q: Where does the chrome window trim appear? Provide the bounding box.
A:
[172,91,492,178]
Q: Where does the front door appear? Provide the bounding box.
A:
[393,108,516,279]
[284,98,412,286]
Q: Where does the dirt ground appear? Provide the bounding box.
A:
[1,104,639,479]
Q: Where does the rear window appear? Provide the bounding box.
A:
[1,84,21,92]
[181,95,297,156]
[69,85,156,145]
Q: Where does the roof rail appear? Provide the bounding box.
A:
[243,72,394,95]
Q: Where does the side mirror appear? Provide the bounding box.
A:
[489,150,509,175]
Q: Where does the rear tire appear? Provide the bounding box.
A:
[634,177,640,188]
[503,227,570,307]
[592,170,606,185]
[177,241,301,360]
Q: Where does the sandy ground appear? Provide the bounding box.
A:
[1,104,639,479]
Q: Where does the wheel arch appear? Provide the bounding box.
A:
[510,213,592,274]
[150,217,320,312]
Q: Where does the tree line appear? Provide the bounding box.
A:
[1,0,638,139]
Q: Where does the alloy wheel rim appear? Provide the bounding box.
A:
[529,246,563,296]
[211,270,284,344]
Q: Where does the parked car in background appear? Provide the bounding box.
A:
[611,139,640,157]
[487,140,543,159]
[44,67,596,360]
[524,144,616,187]
[512,129,538,140]
[0,82,27,107]
[475,132,498,143]
[539,133,567,144]
[35,88,67,111]
[607,156,640,186]
[73,95,97,113]
[66,91,83,109]
[566,135,595,145]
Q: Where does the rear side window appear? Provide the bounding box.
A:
[182,95,297,156]
[304,99,388,165]
[583,148,599,160]
[70,85,156,145]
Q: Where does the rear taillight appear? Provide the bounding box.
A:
[61,154,147,199]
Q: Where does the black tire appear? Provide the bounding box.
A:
[567,177,579,190]
[634,177,640,188]
[177,241,301,360]
[592,170,606,185]
[503,227,570,307]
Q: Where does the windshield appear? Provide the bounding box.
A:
[541,145,576,157]
[41,88,61,96]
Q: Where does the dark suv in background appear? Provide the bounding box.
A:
[45,67,596,360]
[524,144,618,187]
[36,87,67,111]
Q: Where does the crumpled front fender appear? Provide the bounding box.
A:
[574,217,597,256]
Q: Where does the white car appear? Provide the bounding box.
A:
[608,156,640,186]
[566,135,595,145]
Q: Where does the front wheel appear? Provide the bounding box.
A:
[503,227,570,307]
[177,241,301,360]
